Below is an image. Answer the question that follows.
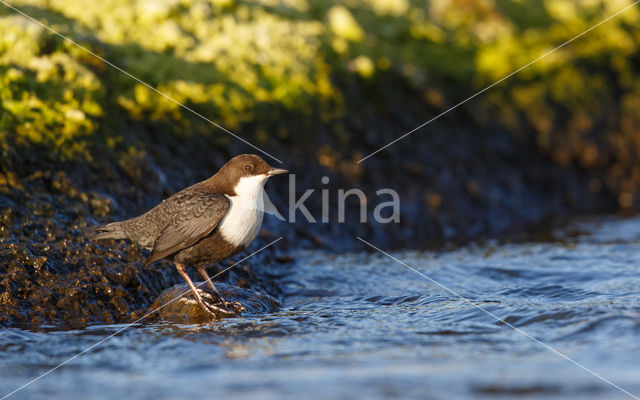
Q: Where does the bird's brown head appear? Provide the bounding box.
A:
[210,154,288,195]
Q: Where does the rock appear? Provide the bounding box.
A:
[148,283,280,324]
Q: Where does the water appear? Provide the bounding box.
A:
[2,216,640,399]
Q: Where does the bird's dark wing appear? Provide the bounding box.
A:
[147,189,229,263]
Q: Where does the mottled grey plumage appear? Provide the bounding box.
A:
[94,183,229,263]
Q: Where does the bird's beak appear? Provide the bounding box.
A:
[267,168,288,176]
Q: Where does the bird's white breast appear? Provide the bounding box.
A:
[218,174,267,247]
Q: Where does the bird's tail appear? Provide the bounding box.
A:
[93,221,126,240]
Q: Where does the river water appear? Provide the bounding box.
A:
[1,216,640,399]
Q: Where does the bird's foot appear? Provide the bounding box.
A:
[216,299,245,315]
[202,302,239,318]
[200,290,245,317]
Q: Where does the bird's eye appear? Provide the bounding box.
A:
[244,165,253,172]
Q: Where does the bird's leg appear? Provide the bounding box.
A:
[197,265,245,314]
[196,265,222,300]
[175,263,236,318]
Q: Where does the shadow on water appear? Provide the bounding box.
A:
[2,215,640,399]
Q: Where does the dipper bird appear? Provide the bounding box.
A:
[94,154,288,317]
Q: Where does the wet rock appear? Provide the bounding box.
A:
[148,283,280,324]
